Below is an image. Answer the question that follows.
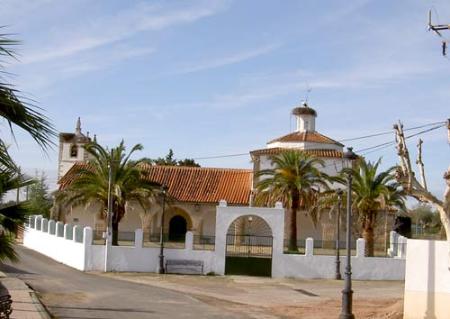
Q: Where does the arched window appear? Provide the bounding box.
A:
[70,144,78,158]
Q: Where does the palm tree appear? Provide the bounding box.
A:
[0,32,56,170]
[342,158,405,256]
[56,141,160,245]
[0,31,55,262]
[255,150,329,251]
[0,167,34,261]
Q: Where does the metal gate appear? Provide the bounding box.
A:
[225,234,273,277]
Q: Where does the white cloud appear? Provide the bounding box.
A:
[61,46,155,77]
[17,44,155,92]
[196,56,438,110]
[21,0,229,65]
[174,43,282,74]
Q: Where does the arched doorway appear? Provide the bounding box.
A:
[225,215,273,277]
[169,215,187,242]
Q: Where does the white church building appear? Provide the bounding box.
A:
[54,102,352,247]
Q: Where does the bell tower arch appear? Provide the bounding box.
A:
[57,118,92,181]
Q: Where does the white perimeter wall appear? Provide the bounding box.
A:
[403,239,450,319]
[23,218,88,271]
[24,216,216,274]
[24,212,405,281]
[278,238,405,280]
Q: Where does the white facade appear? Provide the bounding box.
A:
[251,104,348,185]
[296,113,316,132]
[266,141,342,150]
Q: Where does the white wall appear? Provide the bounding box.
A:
[24,218,89,271]
[24,216,216,274]
[266,141,342,151]
[58,142,89,180]
[403,239,450,319]
[258,154,348,184]
[24,214,405,280]
[278,239,405,280]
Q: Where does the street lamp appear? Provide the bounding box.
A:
[247,216,253,256]
[104,151,114,272]
[335,189,343,280]
[339,147,358,319]
[158,185,168,274]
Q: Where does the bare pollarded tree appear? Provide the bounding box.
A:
[393,120,450,240]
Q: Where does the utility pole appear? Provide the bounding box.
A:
[16,167,21,204]
[428,10,450,56]
[104,150,114,272]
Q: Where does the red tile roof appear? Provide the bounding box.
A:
[268,131,343,146]
[250,147,344,158]
[59,163,253,205]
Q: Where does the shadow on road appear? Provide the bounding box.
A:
[0,263,35,275]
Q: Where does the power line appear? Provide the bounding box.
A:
[338,121,445,143]
[193,153,249,160]
[192,121,446,161]
[356,123,446,155]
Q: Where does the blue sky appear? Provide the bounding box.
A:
[2,0,450,200]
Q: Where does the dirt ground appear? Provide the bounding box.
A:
[99,273,404,319]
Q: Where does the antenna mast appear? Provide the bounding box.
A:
[428,9,450,56]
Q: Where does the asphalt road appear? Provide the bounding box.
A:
[1,245,248,319]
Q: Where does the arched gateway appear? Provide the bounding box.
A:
[225,215,273,276]
[215,204,284,277]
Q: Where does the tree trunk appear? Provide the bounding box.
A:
[288,190,299,252]
[363,226,374,257]
[363,212,376,257]
[112,219,119,246]
[111,204,126,246]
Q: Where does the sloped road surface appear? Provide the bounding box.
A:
[1,246,248,319]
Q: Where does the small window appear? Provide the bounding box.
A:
[70,144,78,158]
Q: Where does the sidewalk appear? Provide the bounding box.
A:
[0,272,50,319]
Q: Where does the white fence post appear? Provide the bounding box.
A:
[73,225,81,243]
[185,231,194,251]
[356,238,365,258]
[48,220,56,235]
[397,236,407,259]
[388,231,398,257]
[56,222,64,237]
[35,216,42,231]
[305,237,314,256]
[42,219,48,233]
[64,224,69,239]
[29,215,36,229]
[83,227,93,246]
[134,229,143,248]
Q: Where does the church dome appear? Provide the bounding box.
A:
[292,102,317,117]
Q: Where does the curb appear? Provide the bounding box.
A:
[28,291,52,319]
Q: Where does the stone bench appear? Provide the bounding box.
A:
[165,259,204,275]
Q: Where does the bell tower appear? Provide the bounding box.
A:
[57,118,92,181]
[292,102,317,132]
